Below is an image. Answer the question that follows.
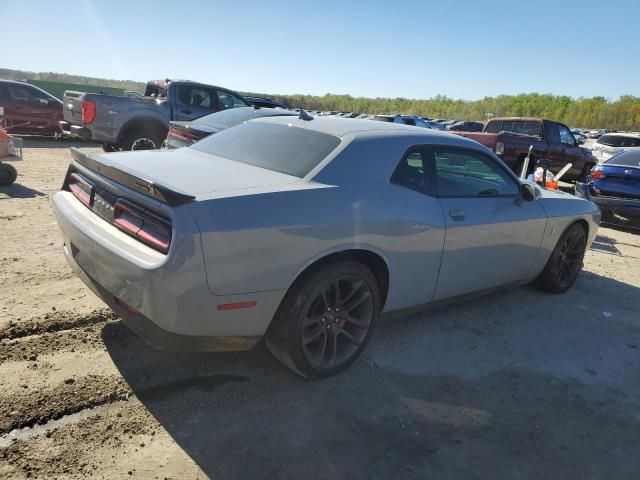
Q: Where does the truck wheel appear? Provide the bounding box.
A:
[120,130,163,151]
[266,260,380,378]
[0,163,18,186]
[102,143,120,153]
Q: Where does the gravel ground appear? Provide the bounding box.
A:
[0,138,639,479]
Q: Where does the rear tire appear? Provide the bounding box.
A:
[119,129,164,151]
[102,143,120,153]
[534,223,587,293]
[266,260,380,378]
[0,163,17,186]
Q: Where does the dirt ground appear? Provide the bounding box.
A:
[1,139,639,479]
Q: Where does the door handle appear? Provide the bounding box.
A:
[449,209,465,221]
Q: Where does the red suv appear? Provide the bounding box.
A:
[0,80,63,136]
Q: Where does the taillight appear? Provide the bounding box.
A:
[114,199,171,253]
[495,141,505,155]
[81,99,96,125]
[68,173,92,206]
[168,127,199,144]
[590,168,606,180]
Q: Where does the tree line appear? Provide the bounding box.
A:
[2,68,639,130]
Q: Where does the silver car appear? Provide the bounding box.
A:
[53,116,600,378]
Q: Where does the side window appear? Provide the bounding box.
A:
[216,90,248,109]
[391,148,433,194]
[434,148,519,197]
[402,118,416,126]
[189,88,212,108]
[558,124,576,146]
[176,85,213,108]
[523,121,542,137]
[545,122,561,144]
[485,121,501,133]
[7,85,36,102]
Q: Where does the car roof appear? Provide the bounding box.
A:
[251,115,484,146]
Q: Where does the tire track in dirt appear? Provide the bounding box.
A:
[0,374,132,434]
[0,309,117,341]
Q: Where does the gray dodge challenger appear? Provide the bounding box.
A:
[53,115,600,378]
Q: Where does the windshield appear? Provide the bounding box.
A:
[598,135,640,147]
[193,107,295,131]
[192,121,341,177]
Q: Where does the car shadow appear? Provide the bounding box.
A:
[16,136,99,149]
[0,182,45,199]
[590,234,623,255]
[102,270,640,479]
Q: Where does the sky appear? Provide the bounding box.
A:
[2,0,638,101]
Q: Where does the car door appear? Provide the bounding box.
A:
[1,83,45,133]
[173,84,218,121]
[388,147,445,306]
[542,121,572,172]
[431,146,547,301]
[557,122,587,172]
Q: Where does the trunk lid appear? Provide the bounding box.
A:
[62,91,85,124]
[594,165,640,199]
[70,147,300,201]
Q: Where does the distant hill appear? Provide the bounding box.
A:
[2,68,638,130]
[0,68,145,93]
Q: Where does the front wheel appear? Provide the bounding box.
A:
[266,260,380,378]
[534,223,587,293]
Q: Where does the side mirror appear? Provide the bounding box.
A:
[577,137,585,145]
[521,183,536,201]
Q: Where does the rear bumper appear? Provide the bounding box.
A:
[59,121,93,140]
[52,190,285,350]
[575,182,640,224]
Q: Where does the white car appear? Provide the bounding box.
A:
[590,133,640,163]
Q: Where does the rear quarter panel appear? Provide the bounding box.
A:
[188,134,452,313]
[525,191,600,279]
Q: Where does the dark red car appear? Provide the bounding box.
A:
[0,80,63,136]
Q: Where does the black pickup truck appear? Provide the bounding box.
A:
[60,79,249,151]
[454,117,596,182]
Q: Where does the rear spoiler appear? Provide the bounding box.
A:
[69,148,196,206]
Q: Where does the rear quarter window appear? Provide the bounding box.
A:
[192,122,341,178]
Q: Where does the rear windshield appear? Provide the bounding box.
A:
[192,122,341,177]
[598,135,640,147]
[485,120,541,136]
[605,150,640,167]
[193,107,294,131]
[371,116,394,122]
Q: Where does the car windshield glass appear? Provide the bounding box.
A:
[605,150,640,167]
[371,116,394,122]
[193,107,294,131]
[192,122,341,177]
[598,135,640,147]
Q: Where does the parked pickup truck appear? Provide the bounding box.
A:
[60,79,249,151]
[452,117,596,182]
